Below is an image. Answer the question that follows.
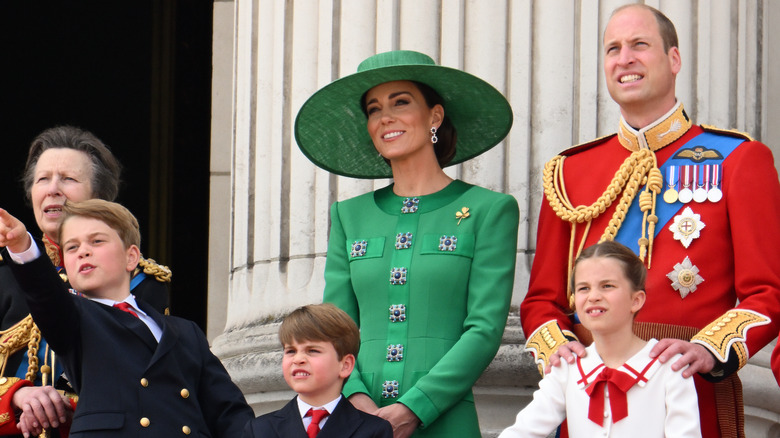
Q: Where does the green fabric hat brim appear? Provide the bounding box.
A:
[294,59,513,179]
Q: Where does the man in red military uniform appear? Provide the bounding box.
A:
[520,4,780,438]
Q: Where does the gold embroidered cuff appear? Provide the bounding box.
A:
[524,320,575,375]
[0,376,21,394]
[691,309,770,369]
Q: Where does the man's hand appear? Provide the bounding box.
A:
[375,403,420,438]
[544,340,587,375]
[649,338,716,378]
[0,209,31,253]
[12,386,72,438]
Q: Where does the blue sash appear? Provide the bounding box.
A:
[615,132,744,253]
[130,271,147,290]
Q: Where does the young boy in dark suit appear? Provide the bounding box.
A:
[242,303,392,438]
[0,200,253,437]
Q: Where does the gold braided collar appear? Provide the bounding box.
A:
[43,233,62,268]
[617,102,693,152]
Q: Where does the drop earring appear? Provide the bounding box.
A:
[430,126,438,144]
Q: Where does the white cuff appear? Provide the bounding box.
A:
[7,232,42,264]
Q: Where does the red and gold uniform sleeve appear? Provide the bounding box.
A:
[688,140,780,375]
[0,377,32,435]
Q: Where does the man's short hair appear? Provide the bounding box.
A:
[279,303,360,360]
[610,4,679,53]
[60,199,141,250]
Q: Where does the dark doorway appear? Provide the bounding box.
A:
[2,1,213,330]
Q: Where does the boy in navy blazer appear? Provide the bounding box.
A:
[0,200,253,437]
[242,303,392,438]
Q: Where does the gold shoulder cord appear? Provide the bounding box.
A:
[137,257,172,283]
[543,148,661,306]
[0,315,39,378]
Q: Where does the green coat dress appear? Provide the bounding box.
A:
[323,180,519,437]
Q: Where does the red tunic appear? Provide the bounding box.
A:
[521,120,780,438]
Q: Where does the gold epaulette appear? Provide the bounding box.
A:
[0,314,41,381]
[691,309,770,370]
[0,315,37,362]
[557,133,617,157]
[524,320,577,376]
[701,124,754,142]
[136,256,172,283]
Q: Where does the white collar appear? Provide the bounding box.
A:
[575,339,663,390]
[92,294,147,317]
[296,394,342,419]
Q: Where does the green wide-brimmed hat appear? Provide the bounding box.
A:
[294,50,513,179]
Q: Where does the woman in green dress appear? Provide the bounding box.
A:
[294,50,519,437]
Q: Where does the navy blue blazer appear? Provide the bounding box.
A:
[3,245,253,437]
[242,396,393,438]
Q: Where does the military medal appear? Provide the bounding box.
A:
[708,164,723,202]
[663,165,679,203]
[678,165,694,203]
[669,206,705,248]
[667,256,704,299]
[693,165,708,203]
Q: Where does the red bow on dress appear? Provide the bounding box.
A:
[584,366,638,426]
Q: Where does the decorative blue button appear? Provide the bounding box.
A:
[438,235,457,251]
[401,197,420,214]
[382,381,399,398]
[395,232,413,250]
[389,304,407,322]
[390,267,407,285]
[387,344,404,362]
[351,240,367,257]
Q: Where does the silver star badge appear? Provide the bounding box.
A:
[669,206,705,248]
[667,256,704,299]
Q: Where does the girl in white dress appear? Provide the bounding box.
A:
[500,241,701,437]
